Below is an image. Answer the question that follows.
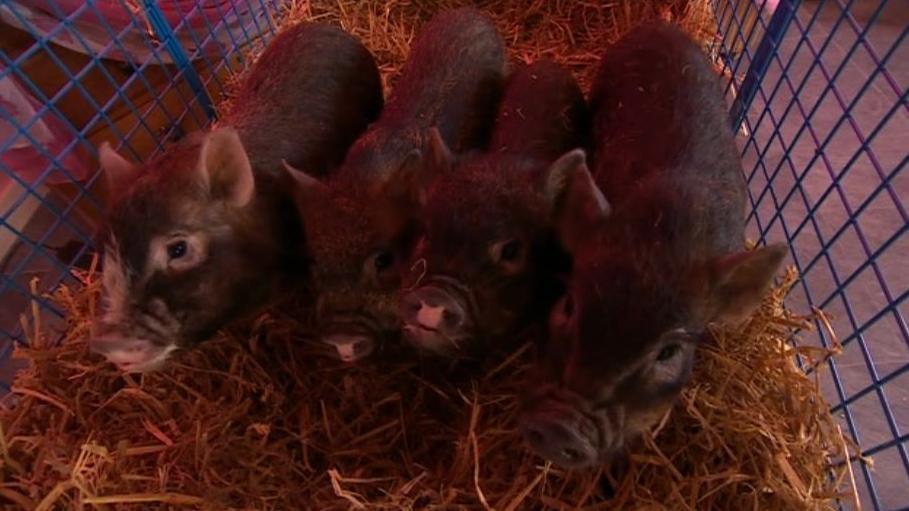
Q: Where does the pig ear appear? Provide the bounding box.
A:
[382,149,428,208]
[707,243,788,323]
[197,127,255,207]
[544,149,611,252]
[283,159,327,198]
[382,127,452,208]
[374,150,426,242]
[426,127,454,171]
[98,142,140,197]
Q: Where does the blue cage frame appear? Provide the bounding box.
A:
[0,0,280,378]
[0,0,906,509]
[715,0,908,509]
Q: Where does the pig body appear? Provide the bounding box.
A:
[91,23,383,372]
[399,60,588,357]
[488,60,590,159]
[286,8,506,362]
[223,23,384,177]
[520,22,786,468]
[340,7,506,181]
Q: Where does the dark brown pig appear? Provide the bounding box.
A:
[519,22,787,468]
[90,23,383,372]
[283,7,506,363]
[397,60,588,358]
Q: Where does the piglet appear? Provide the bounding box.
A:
[90,23,383,372]
[398,60,588,357]
[284,8,506,363]
[519,22,787,468]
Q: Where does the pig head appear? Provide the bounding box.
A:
[283,132,436,362]
[521,163,786,467]
[91,128,302,372]
[399,144,585,357]
[399,61,588,358]
[520,22,787,468]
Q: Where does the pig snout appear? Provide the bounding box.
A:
[521,400,601,468]
[400,286,469,354]
[321,334,375,363]
[89,325,176,373]
[314,294,381,362]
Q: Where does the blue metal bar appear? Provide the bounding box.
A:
[730,0,801,129]
[861,431,909,459]
[739,0,839,191]
[140,0,216,120]
[729,0,773,82]
[731,1,909,505]
[161,0,230,96]
[832,0,909,118]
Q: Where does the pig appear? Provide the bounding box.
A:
[519,22,787,468]
[89,23,383,372]
[397,59,589,358]
[283,7,506,363]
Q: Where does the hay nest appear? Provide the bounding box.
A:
[2,1,859,509]
[1,265,856,510]
[221,0,719,109]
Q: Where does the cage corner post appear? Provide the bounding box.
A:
[729,0,801,131]
[139,0,217,122]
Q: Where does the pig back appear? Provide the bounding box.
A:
[590,22,747,257]
[340,8,506,182]
[489,60,589,162]
[385,7,505,151]
[222,22,383,178]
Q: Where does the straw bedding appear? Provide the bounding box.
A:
[2,1,858,509]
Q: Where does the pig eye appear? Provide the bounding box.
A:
[562,294,574,317]
[656,344,680,362]
[549,294,575,331]
[500,239,522,262]
[167,240,187,260]
[374,251,394,271]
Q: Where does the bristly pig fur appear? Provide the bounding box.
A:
[286,7,507,362]
[399,60,589,358]
[520,22,786,469]
[92,23,382,372]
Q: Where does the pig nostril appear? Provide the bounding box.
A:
[442,308,461,327]
[526,428,545,447]
[561,448,582,462]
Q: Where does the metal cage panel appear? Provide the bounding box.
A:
[716,1,908,509]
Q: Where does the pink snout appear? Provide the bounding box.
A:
[400,286,470,355]
[520,398,602,468]
[89,333,175,373]
[320,334,375,363]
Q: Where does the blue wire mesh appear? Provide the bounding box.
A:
[0,0,283,387]
[0,0,906,508]
[714,0,908,509]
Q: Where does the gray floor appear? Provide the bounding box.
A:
[738,1,908,509]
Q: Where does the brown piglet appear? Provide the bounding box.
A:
[520,23,787,468]
[398,60,589,358]
[90,23,383,372]
[283,7,507,363]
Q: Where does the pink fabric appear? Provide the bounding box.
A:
[0,0,271,63]
[0,64,89,185]
[0,0,273,185]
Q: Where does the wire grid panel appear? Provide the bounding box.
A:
[715,0,908,509]
[0,0,284,389]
